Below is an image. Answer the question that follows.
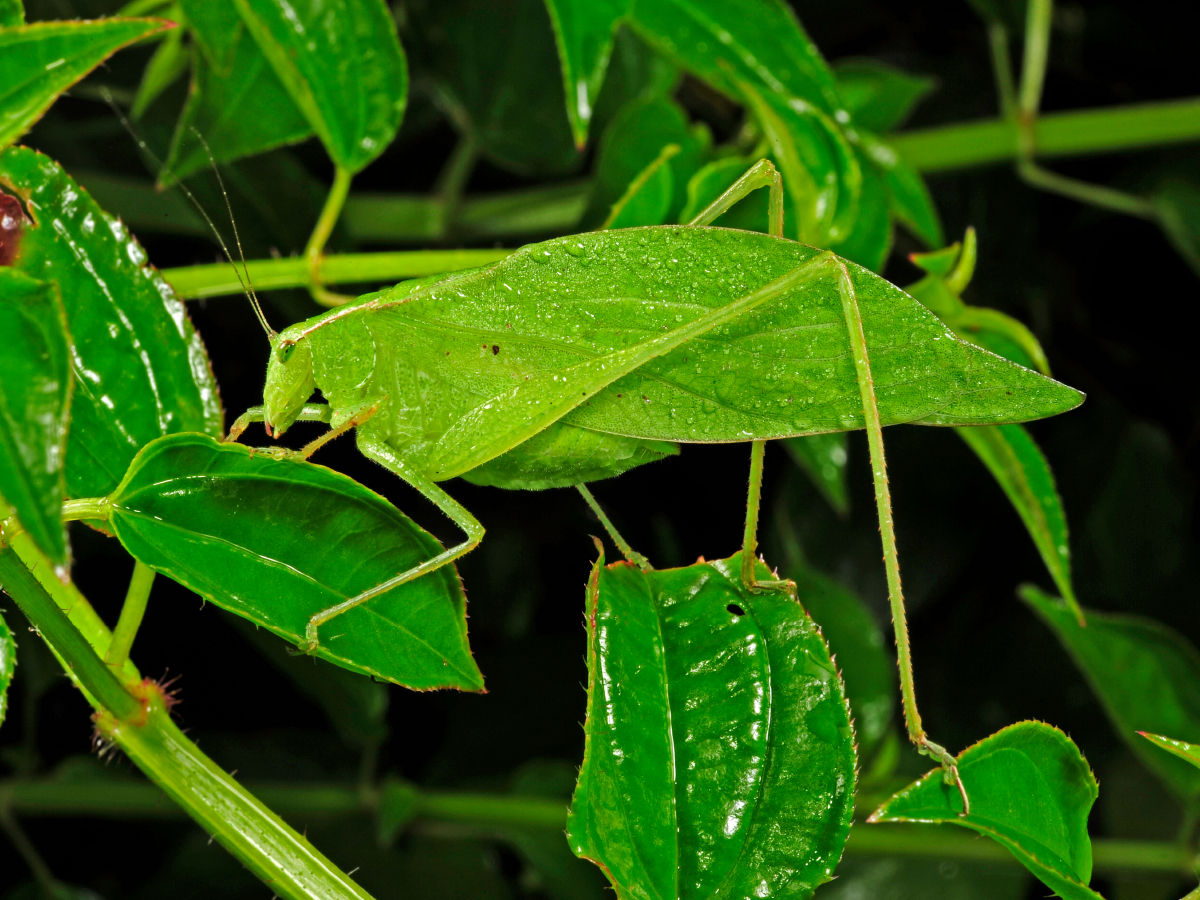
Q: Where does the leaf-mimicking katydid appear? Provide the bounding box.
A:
[227,160,1081,802]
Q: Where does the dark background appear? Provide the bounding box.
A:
[4,0,1200,897]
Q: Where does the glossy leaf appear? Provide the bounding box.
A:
[164,33,313,181]
[860,133,943,248]
[1021,586,1200,807]
[0,269,70,564]
[589,26,680,140]
[833,59,935,133]
[602,143,677,229]
[568,550,856,900]
[0,18,171,150]
[232,0,407,173]
[403,0,580,176]
[0,147,223,500]
[958,425,1079,621]
[783,433,850,517]
[107,433,483,691]
[628,0,842,118]
[791,566,893,754]
[871,721,1101,900]
[543,0,632,147]
[1140,733,1200,770]
[583,94,708,229]
[0,608,13,729]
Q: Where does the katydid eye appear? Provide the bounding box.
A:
[276,344,295,363]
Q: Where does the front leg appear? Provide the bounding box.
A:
[299,437,485,653]
[225,403,332,443]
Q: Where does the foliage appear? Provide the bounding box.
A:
[2,0,1200,898]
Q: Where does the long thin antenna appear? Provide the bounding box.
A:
[99,88,275,338]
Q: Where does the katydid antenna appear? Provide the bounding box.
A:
[100,88,276,339]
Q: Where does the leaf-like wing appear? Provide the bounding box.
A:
[232,0,407,173]
[568,550,855,900]
[0,18,169,150]
[0,270,70,564]
[870,721,1101,900]
[107,434,483,691]
[0,146,223,499]
[367,227,1083,455]
[1022,586,1200,806]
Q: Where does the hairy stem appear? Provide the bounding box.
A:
[106,561,155,671]
[576,485,651,570]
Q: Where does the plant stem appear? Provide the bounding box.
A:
[741,439,767,586]
[106,561,155,671]
[576,485,651,570]
[164,248,512,300]
[306,165,355,306]
[986,22,1017,118]
[889,97,1200,172]
[61,496,110,522]
[0,544,141,721]
[1018,0,1053,121]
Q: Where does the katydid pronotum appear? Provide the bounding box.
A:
[226,158,1075,809]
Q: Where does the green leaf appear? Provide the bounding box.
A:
[1140,733,1200,770]
[833,59,935,133]
[601,143,677,229]
[583,94,709,229]
[790,566,893,754]
[232,0,407,173]
[0,608,13,729]
[831,142,892,271]
[131,21,188,119]
[164,36,313,182]
[679,156,770,232]
[1,0,23,28]
[628,0,842,117]
[1021,586,1200,808]
[1152,177,1200,278]
[588,25,679,141]
[403,0,579,176]
[543,0,632,147]
[860,133,943,247]
[0,18,171,150]
[870,721,1101,900]
[0,146,223,499]
[568,549,855,900]
[229,615,389,747]
[376,776,420,845]
[0,269,71,564]
[106,433,483,691]
[783,433,850,517]
[958,425,1080,621]
[816,857,1029,900]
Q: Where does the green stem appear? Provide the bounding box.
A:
[435,135,478,236]
[986,22,1017,118]
[164,249,512,300]
[61,496,110,522]
[306,166,355,307]
[106,562,155,671]
[889,97,1200,172]
[741,439,767,586]
[1016,161,1157,218]
[414,793,569,829]
[0,543,141,720]
[1018,0,1053,120]
[576,485,651,570]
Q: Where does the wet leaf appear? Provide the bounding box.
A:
[403,0,580,176]
[1022,586,1200,808]
[791,566,892,754]
[543,0,632,147]
[1140,733,1200,770]
[958,425,1079,621]
[0,269,71,564]
[164,0,313,180]
[233,0,407,173]
[106,433,483,691]
[870,721,1101,900]
[0,608,13,728]
[0,146,223,500]
[783,433,850,517]
[569,550,855,899]
[833,60,935,133]
[0,17,171,150]
[583,94,708,229]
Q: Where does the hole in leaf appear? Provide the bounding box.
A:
[727,603,745,617]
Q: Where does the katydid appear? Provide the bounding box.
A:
[228,159,1079,807]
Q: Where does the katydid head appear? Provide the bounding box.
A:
[263,328,316,438]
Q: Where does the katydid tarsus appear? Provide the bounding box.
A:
[221,157,1066,809]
